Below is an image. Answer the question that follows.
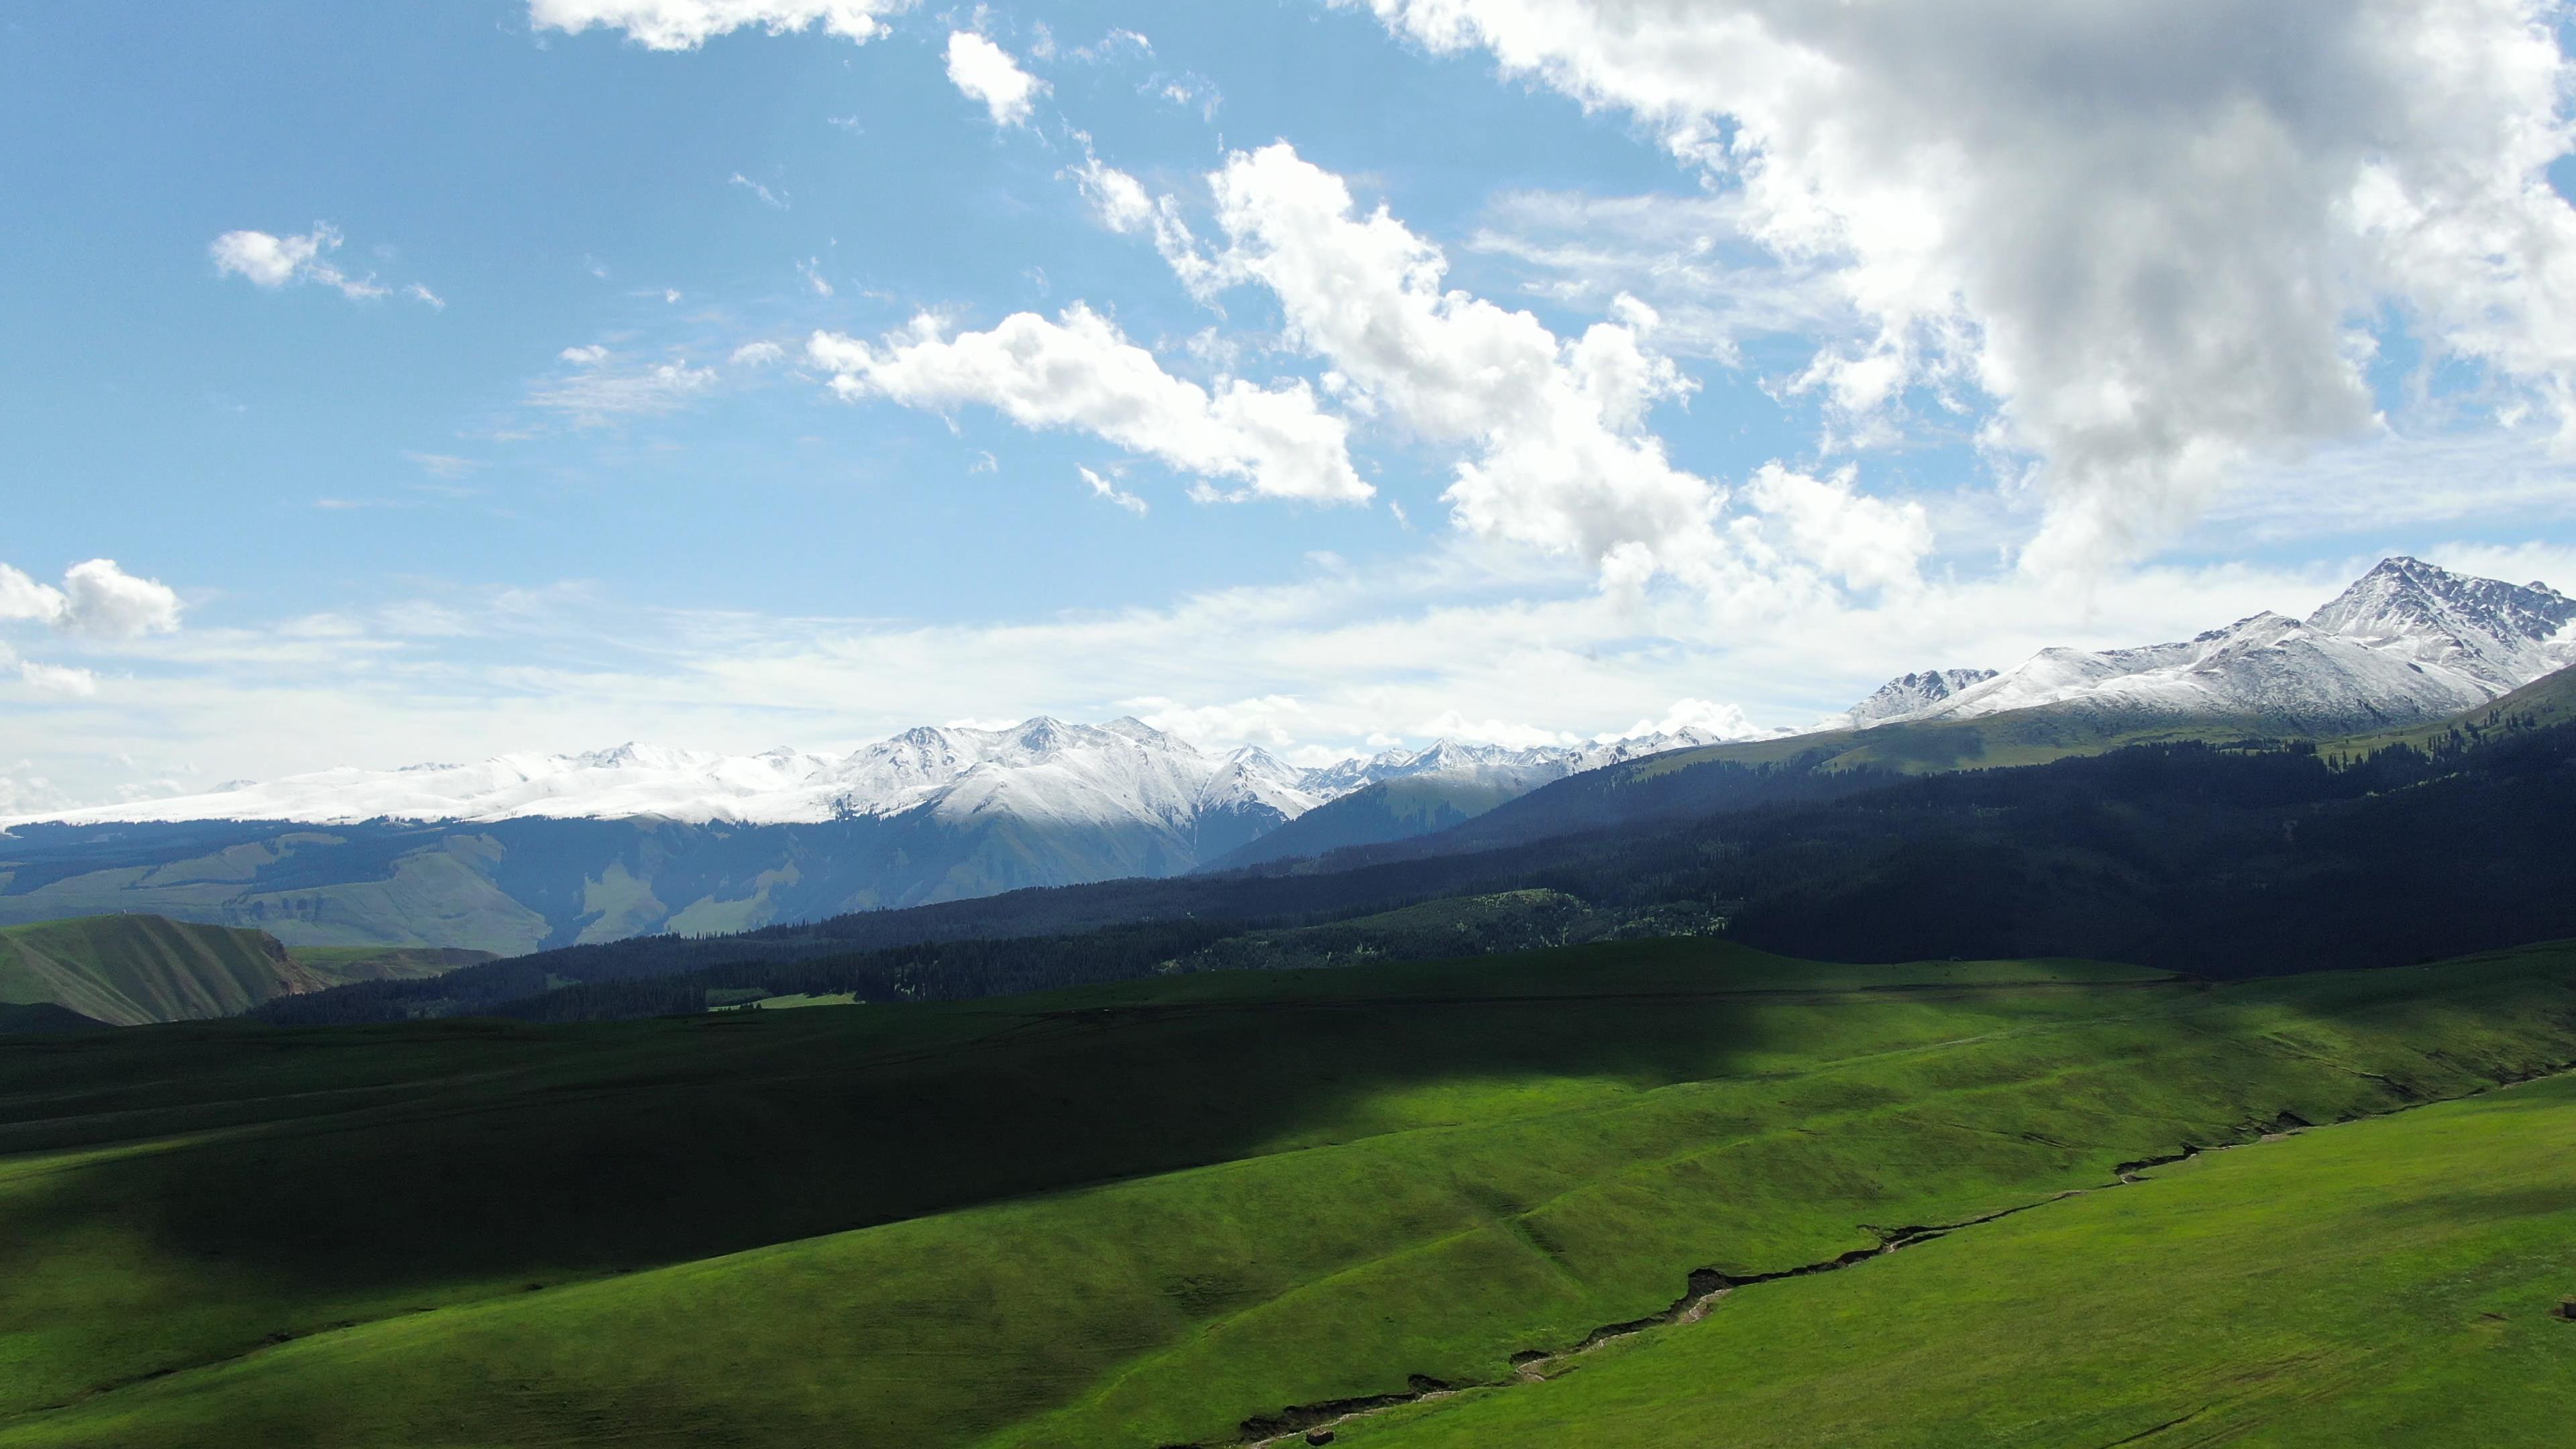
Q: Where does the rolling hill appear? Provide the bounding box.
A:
[0,915,491,1027]
[1,936,2571,1446]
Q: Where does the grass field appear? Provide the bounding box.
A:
[1343,1070,2576,1447]
[0,915,494,1026]
[0,915,321,1026]
[1,936,2572,1446]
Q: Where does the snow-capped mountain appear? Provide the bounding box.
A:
[3,716,1729,838]
[1820,669,2001,732]
[1835,558,2574,737]
[0,716,1747,949]
[1297,729,1733,801]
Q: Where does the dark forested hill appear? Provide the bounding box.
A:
[260,713,2576,1026]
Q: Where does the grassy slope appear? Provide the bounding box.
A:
[1634,706,2294,782]
[0,916,328,1026]
[2334,659,2576,757]
[0,918,487,1027]
[284,943,498,985]
[0,940,2571,1446]
[1350,1069,2576,1448]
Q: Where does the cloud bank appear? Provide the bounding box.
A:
[1358,0,2576,572]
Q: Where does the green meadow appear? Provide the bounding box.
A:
[2,937,2572,1446]
[1346,1069,2576,1447]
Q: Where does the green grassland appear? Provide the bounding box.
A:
[1,938,2573,1446]
[0,915,493,1026]
[0,916,327,1026]
[1346,1069,2576,1447]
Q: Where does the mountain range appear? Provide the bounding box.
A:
[1,557,2565,952]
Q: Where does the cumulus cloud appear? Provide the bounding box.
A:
[559,344,609,364]
[58,559,184,639]
[1737,464,1933,595]
[527,0,901,49]
[0,566,65,627]
[1360,0,2576,574]
[807,307,1371,504]
[945,32,1044,128]
[0,559,182,639]
[210,225,397,302]
[730,340,787,366]
[1201,143,1720,576]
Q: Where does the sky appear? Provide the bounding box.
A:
[7,0,2576,808]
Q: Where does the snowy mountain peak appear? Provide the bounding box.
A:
[1842,558,2572,737]
[1835,669,2001,730]
[2304,556,2575,686]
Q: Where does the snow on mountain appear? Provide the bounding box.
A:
[1833,558,2575,737]
[1,716,1731,838]
[1297,729,1735,802]
[1817,669,2000,732]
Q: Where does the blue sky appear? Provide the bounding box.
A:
[5,0,2576,807]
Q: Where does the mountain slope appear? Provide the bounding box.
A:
[1862,557,2573,737]
[1208,775,1523,869]
[0,916,331,1026]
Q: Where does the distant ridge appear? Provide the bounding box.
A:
[0,557,2563,949]
[0,915,490,1026]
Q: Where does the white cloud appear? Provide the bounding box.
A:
[1409,710,1578,750]
[58,559,183,639]
[405,452,482,478]
[402,282,446,309]
[527,0,902,50]
[1605,698,1757,742]
[1124,694,1309,749]
[1069,150,1223,297]
[0,565,66,627]
[1202,143,1721,576]
[798,257,834,297]
[731,340,788,366]
[1079,466,1149,516]
[529,358,718,422]
[1358,0,2576,576]
[1737,464,1931,596]
[209,224,390,301]
[945,32,1045,129]
[808,307,1371,504]
[559,343,610,365]
[1071,28,1152,62]
[1071,155,1155,233]
[1,559,181,639]
[1470,189,1850,362]
[20,662,99,697]
[729,172,790,209]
